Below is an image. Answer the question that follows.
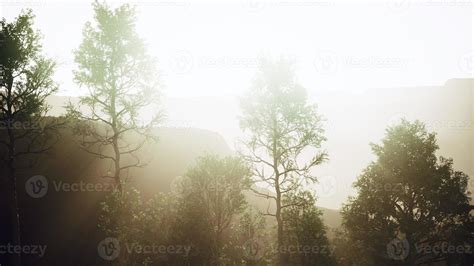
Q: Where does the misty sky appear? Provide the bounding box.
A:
[1,0,472,209]
[1,0,472,97]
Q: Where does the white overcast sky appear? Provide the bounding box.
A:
[1,0,473,98]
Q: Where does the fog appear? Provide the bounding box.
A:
[2,0,472,209]
[1,1,473,265]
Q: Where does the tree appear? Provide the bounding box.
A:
[226,207,270,265]
[342,120,472,265]
[239,57,327,264]
[0,10,60,266]
[281,191,335,266]
[98,188,177,265]
[174,155,252,265]
[67,1,162,193]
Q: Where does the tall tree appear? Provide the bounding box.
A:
[342,120,472,265]
[0,10,60,266]
[68,1,162,193]
[239,57,327,264]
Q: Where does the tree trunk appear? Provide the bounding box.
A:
[272,116,286,265]
[7,127,22,266]
[276,190,285,265]
[405,231,415,265]
[112,136,122,194]
[7,166,22,266]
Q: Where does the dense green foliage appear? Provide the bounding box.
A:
[0,10,61,266]
[341,120,472,265]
